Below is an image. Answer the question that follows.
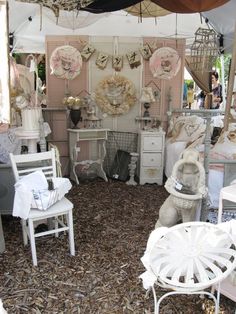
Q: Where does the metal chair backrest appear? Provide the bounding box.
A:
[9,149,57,182]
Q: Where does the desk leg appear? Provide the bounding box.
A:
[96,140,108,182]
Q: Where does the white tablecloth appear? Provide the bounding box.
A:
[0,128,21,164]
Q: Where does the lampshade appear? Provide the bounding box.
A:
[140,87,155,103]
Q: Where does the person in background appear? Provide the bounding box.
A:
[183,82,188,107]
[197,90,206,109]
[187,82,194,109]
[211,70,222,109]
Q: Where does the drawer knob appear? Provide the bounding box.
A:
[152,142,155,145]
[151,158,154,161]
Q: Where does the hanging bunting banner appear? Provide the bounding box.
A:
[96,52,109,69]
[112,55,123,72]
[126,50,141,69]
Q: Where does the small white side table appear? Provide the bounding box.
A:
[138,130,165,185]
[14,128,40,153]
[14,123,51,154]
[68,128,109,184]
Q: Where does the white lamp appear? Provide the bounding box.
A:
[140,87,155,117]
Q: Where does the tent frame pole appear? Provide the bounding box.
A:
[224,22,236,131]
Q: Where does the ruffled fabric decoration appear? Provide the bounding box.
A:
[149,47,181,80]
[50,45,82,80]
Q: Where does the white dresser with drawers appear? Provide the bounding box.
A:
[138,130,165,185]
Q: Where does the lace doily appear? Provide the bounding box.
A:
[149,47,181,80]
[50,45,82,80]
[95,75,136,115]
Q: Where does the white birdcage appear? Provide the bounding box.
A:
[190,27,219,72]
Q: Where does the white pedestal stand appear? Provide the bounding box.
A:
[126,152,139,186]
[14,128,40,153]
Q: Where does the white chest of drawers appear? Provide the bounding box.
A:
[138,130,165,185]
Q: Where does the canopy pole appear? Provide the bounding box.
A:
[224,22,236,131]
[220,54,226,110]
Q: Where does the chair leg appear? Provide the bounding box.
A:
[21,219,28,246]
[67,210,75,256]
[28,219,37,266]
[54,216,59,238]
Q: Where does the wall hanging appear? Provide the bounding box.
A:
[95,75,136,115]
[50,45,83,80]
[149,47,181,80]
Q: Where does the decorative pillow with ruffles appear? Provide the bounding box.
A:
[167,115,206,144]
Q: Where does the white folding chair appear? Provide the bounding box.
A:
[9,148,75,266]
[140,222,236,314]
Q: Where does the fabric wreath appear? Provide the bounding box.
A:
[95,75,137,115]
[149,47,181,80]
[50,45,82,80]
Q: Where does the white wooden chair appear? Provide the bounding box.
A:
[9,148,75,266]
[140,222,236,314]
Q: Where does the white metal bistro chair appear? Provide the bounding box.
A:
[9,148,75,266]
[140,222,236,314]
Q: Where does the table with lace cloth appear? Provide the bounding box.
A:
[0,128,21,164]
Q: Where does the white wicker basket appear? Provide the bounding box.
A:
[31,188,59,210]
[172,195,199,211]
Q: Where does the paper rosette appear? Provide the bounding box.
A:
[50,45,82,80]
[149,47,181,80]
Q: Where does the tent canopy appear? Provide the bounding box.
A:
[8,0,236,54]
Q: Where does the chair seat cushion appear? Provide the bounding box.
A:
[28,197,73,219]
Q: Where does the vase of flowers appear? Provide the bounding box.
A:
[63,96,82,128]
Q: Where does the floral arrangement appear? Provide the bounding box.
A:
[63,96,82,110]
[95,75,136,115]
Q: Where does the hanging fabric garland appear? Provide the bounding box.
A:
[149,47,181,80]
[50,45,83,80]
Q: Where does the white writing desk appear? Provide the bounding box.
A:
[68,128,109,184]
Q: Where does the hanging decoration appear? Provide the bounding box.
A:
[126,51,141,69]
[190,28,219,72]
[149,47,181,80]
[50,45,82,80]
[112,56,123,72]
[95,75,136,115]
[81,44,96,61]
[16,0,95,18]
[43,8,109,30]
[139,44,152,60]
[124,0,170,21]
[96,52,109,70]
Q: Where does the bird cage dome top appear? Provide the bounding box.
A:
[190,27,219,72]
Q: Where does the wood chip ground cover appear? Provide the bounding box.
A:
[0,179,235,313]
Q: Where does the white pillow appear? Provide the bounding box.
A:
[168,115,206,143]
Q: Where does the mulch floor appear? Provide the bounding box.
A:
[0,179,235,313]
